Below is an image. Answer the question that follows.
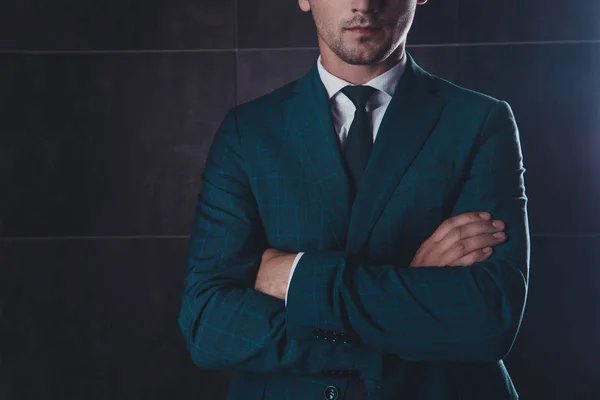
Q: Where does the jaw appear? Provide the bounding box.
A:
[328,29,392,64]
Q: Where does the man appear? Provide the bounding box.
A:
[178,0,529,399]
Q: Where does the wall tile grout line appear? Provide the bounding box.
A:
[529,233,600,238]
[233,0,239,49]
[0,39,599,55]
[0,235,192,241]
[0,233,599,241]
[409,39,600,46]
[0,48,238,55]
[234,0,239,105]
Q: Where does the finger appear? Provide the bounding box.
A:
[436,219,503,256]
[443,231,505,263]
[429,211,491,243]
[448,247,493,267]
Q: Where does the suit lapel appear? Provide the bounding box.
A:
[283,62,352,249]
[282,52,446,254]
[346,52,447,255]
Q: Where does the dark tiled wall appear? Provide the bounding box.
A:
[1,1,598,399]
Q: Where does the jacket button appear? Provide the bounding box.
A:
[324,385,339,400]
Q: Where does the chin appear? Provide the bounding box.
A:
[341,47,390,65]
[345,56,380,66]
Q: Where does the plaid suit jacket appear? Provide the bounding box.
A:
[178,51,529,400]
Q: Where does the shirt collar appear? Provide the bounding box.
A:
[316,52,407,100]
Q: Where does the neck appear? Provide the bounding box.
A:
[319,42,405,85]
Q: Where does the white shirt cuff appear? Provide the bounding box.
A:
[285,252,304,307]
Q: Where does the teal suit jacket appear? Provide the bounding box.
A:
[178,51,529,400]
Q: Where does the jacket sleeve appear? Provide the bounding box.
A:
[284,100,530,363]
[177,108,381,379]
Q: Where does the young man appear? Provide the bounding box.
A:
[178,1,529,399]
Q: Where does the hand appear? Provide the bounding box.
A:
[410,211,506,268]
[254,248,297,300]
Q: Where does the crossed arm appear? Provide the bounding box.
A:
[255,211,508,304]
[178,100,529,377]
[178,108,380,378]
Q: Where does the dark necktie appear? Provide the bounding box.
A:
[340,85,377,202]
[339,85,376,398]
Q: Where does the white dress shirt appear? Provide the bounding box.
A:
[284,53,407,306]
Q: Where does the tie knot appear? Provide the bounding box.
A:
[340,85,377,111]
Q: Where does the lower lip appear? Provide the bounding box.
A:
[349,28,379,35]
